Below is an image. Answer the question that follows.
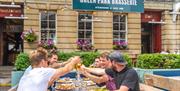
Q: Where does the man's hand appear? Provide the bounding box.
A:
[71,56,81,64]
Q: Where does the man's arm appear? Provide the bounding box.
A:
[49,58,72,68]
[48,56,80,86]
[84,67,106,75]
[115,86,129,91]
[80,69,109,84]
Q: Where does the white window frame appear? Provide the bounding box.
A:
[112,14,128,44]
[77,12,93,45]
[39,11,57,44]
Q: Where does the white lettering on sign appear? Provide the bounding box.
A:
[97,0,111,4]
[79,0,137,5]
[80,0,97,3]
[112,0,137,5]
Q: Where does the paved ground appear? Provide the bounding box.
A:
[0,86,11,91]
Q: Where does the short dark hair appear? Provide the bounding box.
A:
[48,49,58,58]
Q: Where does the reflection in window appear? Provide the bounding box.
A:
[40,11,56,43]
[113,14,127,45]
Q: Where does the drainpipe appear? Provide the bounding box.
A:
[172,0,180,22]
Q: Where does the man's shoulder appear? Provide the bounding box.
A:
[127,68,137,74]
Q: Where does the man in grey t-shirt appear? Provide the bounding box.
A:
[80,51,140,91]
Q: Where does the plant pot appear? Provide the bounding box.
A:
[11,71,24,87]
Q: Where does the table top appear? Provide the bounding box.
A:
[54,78,107,91]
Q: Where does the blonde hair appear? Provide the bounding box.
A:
[29,47,48,66]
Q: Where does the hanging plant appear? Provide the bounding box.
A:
[21,28,37,42]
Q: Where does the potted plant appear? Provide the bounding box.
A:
[113,41,128,50]
[21,28,37,42]
[11,52,30,87]
[38,39,57,50]
[76,39,94,51]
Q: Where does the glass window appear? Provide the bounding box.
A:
[113,14,127,45]
[40,11,56,42]
[78,13,92,45]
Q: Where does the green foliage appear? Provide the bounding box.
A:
[15,53,30,71]
[58,51,133,67]
[123,54,133,67]
[22,29,37,42]
[136,54,180,69]
[58,51,100,67]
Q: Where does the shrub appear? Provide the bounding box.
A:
[58,51,133,67]
[58,51,100,67]
[136,54,180,69]
[15,53,30,71]
[123,54,133,67]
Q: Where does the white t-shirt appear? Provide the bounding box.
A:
[17,67,56,91]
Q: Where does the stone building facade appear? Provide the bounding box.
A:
[0,0,179,65]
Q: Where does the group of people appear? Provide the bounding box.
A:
[9,47,140,91]
[79,51,140,91]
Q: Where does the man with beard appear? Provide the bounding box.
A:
[79,51,140,91]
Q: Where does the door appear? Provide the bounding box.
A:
[2,19,23,66]
[141,23,161,53]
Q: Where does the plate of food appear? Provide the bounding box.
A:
[55,83,75,91]
[56,78,74,83]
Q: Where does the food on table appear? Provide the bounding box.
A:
[55,83,75,90]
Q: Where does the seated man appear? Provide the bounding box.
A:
[79,51,140,91]
[17,48,80,91]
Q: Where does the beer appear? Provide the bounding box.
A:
[75,63,82,70]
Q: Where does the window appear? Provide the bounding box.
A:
[113,14,127,47]
[78,13,92,45]
[40,11,56,43]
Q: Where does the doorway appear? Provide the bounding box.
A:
[141,23,161,53]
[0,19,23,66]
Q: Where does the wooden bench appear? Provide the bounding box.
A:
[140,83,163,91]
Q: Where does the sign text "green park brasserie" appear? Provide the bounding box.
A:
[80,0,137,5]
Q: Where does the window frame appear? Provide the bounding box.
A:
[39,11,57,44]
[112,13,128,45]
[77,12,94,45]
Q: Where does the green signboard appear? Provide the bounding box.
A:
[73,0,144,13]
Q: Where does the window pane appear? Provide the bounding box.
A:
[86,22,92,29]
[120,16,126,22]
[78,22,84,29]
[49,21,55,28]
[41,30,48,40]
[120,32,126,39]
[86,14,92,19]
[113,31,119,39]
[41,13,48,20]
[49,31,55,39]
[120,23,126,30]
[79,14,85,21]
[41,21,47,28]
[86,31,92,38]
[49,13,55,20]
[113,15,119,22]
[78,31,84,38]
[113,23,119,30]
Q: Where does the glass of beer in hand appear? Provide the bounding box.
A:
[75,63,82,70]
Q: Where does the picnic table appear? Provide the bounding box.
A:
[53,71,108,91]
